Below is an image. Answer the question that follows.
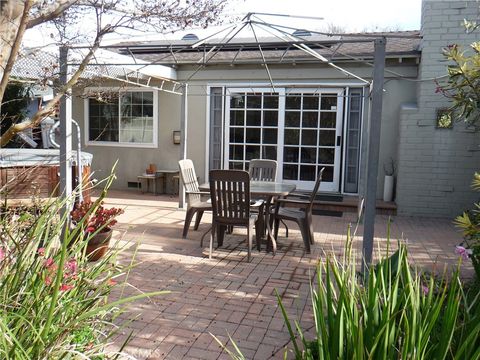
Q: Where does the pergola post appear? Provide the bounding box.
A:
[362,37,386,273]
[179,83,188,209]
[59,46,73,223]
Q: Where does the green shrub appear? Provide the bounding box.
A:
[278,230,480,359]
[454,172,480,281]
[0,183,166,358]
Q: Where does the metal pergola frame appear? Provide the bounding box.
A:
[57,13,419,270]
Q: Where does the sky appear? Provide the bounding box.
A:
[23,0,422,47]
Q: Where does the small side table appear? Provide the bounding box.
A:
[155,169,180,194]
[137,173,164,195]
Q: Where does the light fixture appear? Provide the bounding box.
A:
[172,130,181,144]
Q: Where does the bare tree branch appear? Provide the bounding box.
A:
[27,0,79,29]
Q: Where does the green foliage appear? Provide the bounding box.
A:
[454,172,480,281]
[0,82,30,135]
[438,37,480,130]
[277,231,480,359]
[0,182,167,358]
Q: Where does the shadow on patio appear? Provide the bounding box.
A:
[102,189,471,360]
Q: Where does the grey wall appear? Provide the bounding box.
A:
[397,0,480,217]
[72,60,418,197]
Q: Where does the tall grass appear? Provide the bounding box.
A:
[0,181,167,358]
[279,230,480,359]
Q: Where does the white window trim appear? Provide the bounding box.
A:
[84,87,158,148]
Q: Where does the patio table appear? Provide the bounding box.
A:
[199,181,296,254]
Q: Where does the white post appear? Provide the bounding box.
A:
[179,83,188,209]
[59,46,73,222]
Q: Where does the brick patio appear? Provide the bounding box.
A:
[103,190,472,359]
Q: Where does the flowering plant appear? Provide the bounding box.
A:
[71,201,124,233]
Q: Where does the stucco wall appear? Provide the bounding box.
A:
[72,61,417,196]
[396,0,480,217]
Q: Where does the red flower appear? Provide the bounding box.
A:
[60,284,74,292]
[44,258,55,268]
[0,248,5,261]
[65,259,78,275]
[71,201,124,233]
[37,248,45,256]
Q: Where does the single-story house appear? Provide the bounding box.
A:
[71,0,479,218]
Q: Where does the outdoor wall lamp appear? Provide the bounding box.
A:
[172,130,181,144]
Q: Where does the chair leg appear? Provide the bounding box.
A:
[217,225,226,247]
[209,223,216,260]
[255,217,262,251]
[182,208,197,238]
[273,217,280,240]
[308,213,314,245]
[298,219,311,254]
[194,210,204,230]
[281,220,289,238]
[247,224,253,263]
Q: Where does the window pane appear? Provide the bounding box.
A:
[300,165,316,180]
[230,94,245,108]
[229,161,244,170]
[284,129,299,145]
[230,110,244,126]
[283,164,298,180]
[246,110,261,126]
[247,94,262,108]
[245,146,260,160]
[301,148,316,163]
[302,112,318,128]
[119,91,154,143]
[245,128,261,143]
[322,166,334,182]
[321,94,337,110]
[303,94,319,110]
[143,92,153,105]
[88,98,119,142]
[319,130,336,146]
[320,112,336,128]
[319,148,335,164]
[263,94,279,109]
[285,111,300,127]
[263,128,277,144]
[264,111,278,126]
[283,147,299,163]
[301,130,317,145]
[286,94,301,109]
[263,146,277,160]
[230,127,244,143]
[230,145,244,160]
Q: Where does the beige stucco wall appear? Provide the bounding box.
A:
[72,60,418,197]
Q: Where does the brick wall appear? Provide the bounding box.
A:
[397,0,480,217]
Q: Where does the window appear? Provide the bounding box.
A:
[86,90,157,147]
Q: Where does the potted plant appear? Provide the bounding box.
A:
[383,158,396,202]
[71,201,124,261]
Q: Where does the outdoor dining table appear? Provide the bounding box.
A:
[199,181,296,254]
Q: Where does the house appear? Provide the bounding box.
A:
[71,0,479,217]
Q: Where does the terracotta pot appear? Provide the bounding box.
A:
[86,228,112,261]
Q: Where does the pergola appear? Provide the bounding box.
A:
[57,13,420,269]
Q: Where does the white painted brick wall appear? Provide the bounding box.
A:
[397,0,480,217]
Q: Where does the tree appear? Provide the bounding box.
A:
[0,0,227,146]
[437,20,480,131]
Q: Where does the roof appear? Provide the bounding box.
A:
[114,30,421,66]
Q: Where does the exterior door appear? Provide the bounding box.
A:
[282,89,344,191]
[225,87,344,192]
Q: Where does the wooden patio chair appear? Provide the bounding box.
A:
[272,167,325,253]
[178,159,212,239]
[208,170,263,262]
[248,159,277,181]
[249,159,289,238]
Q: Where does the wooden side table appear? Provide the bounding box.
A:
[137,173,164,195]
[155,170,180,194]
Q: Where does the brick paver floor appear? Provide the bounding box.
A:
[102,190,472,359]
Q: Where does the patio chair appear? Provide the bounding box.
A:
[178,159,212,239]
[272,167,325,253]
[249,159,289,238]
[248,159,277,181]
[209,170,263,262]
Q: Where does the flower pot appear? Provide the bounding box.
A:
[86,228,112,261]
[383,175,395,202]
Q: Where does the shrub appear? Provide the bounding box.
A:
[277,231,480,359]
[454,172,480,281]
[0,185,166,358]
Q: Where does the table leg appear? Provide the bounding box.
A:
[264,195,277,255]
